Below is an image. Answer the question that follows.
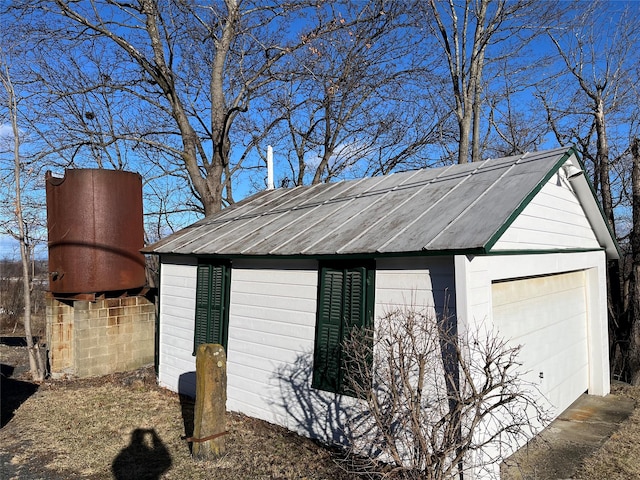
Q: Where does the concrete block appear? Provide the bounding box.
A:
[73,300,90,312]
[121,297,138,307]
[106,298,122,308]
[107,325,121,336]
[89,301,103,310]
[122,324,133,335]
[89,317,109,329]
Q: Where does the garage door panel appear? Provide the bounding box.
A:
[493,290,586,336]
[493,303,585,336]
[515,333,587,376]
[546,363,589,413]
[513,334,587,384]
[509,315,587,355]
[492,271,585,303]
[492,270,588,413]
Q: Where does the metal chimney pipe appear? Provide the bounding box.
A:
[267,145,274,190]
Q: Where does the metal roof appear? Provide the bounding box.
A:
[144,147,617,258]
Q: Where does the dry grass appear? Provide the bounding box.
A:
[576,382,640,480]
[0,369,352,480]
[3,335,640,479]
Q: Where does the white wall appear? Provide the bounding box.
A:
[225,259,324,435]
[157,255,456,444]
[455,250,610,478]
[157,255,198,395]
[226,257,456,443]
[492,169,600,251]
[375,256,455,318]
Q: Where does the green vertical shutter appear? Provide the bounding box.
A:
[208,265,226,344]
[194,264,212,353]
[313,263,374,395]
[313,267,344,392]
[194,263,229,355]
[343,267,367,329]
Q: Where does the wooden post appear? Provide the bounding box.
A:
[192,343,227,460]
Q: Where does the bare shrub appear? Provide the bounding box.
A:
[341,307,549,479]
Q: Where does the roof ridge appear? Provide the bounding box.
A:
[376,158,495,252]
[247,176,390,255]
[334,165,458,254]
[423,152,530,249]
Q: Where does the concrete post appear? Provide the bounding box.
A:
[192,343,227,460]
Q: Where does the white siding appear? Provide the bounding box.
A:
[226,257,456,442]
[157,255,457,444]
[157,256,198,395]
[492,171,600,251]
[375,257,455,320]
[225,259,320,431]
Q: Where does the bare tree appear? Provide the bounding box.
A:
[545,1,639,235]
[9,0,391,215]
[540,0,640,382]
[419,0,552,164]
[341,307,547,479]
[482,55,552,158]
[627,137,640,385]
[0,60,46,381]
[257,1,446,187]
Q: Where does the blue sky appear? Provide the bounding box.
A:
[2,0,638,261]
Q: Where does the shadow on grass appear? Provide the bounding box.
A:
[112,428,172,480]
[178,372,196,453]
[1,364,39,427]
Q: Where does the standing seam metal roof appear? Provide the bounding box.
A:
[145,147,607,257]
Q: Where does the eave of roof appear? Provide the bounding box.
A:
[143,147,619,260]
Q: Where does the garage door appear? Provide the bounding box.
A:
[491,270,588,414]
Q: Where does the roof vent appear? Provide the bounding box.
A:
[562,161,583,179]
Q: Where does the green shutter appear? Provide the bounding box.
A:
[341,267,370,396]
[194,263,229,355]
[313,263,374,395]
[194,264,212,353]
[208,265,226,344]
[313,267,344,392]
[343,267,367,329]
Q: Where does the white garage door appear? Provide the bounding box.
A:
[492,270,589,414]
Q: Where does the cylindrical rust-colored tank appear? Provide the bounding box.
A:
[46,169,146,295]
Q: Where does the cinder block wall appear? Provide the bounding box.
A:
[46,298,75,375]
[46,296,156,378]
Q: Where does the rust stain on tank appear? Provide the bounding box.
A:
[46,169,146,294]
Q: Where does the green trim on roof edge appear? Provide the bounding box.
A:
[483,247,605,256]
[483,147,576,253]
[155,248,488,262]
[155,246,605,263]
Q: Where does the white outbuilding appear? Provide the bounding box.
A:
[144,146,618,476]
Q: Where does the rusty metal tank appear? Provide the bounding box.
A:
[46,169,146,295]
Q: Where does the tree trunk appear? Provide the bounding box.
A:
[593,96,626,381]
[594,98,615,234]
[629,137,640,385]
[3,65,45,381]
